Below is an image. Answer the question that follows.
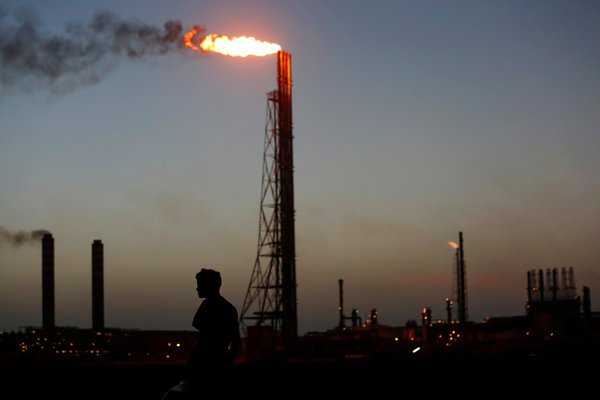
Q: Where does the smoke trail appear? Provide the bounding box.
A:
[0,227,50,246]
[0,5,196,93]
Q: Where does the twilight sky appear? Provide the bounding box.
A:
[1,0,599,334]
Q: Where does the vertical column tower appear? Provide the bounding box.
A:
[277,51,297,348]
[457,231,468,324]
[92,240,104,330]
[241,51,297,354]
[42,233,55,330]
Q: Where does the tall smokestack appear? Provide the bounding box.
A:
[92,240,104,330]
[338,279,345,330]
[530,269,538,301]
[561,267,568,299]
[41,233,54,330]
[538,269,545,302]
[568,267,576,298]
[278,50,297,351]
[546,269,552,299]
[552,268,558,301]
[238,50,296,354]
[527,271,532,303]
[583,286,591,332]
[457,231,468,323]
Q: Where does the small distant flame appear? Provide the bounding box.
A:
[185,28,281,57]
[448,241,459,249]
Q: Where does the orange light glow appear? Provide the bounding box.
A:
[448,241,459,249]
[185,28,281,57]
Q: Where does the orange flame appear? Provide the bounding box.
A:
[448,241,459,249]
[184,28,202,51]
[185,28,281,57]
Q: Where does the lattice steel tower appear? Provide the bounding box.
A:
[240,51,297,353]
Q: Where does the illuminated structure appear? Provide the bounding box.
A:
[526,267,581,333]
[240,51,298,353]
[92,240,104,330]
[445,297,453,324]
[42,233,55,330]
[337,279,361,330]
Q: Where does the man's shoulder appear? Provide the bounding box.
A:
[217,296,238,314]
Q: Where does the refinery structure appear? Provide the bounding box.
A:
[7,226,599,361]
[3,50,600,362]
[240,51,298,355]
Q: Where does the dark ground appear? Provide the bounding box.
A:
[1,355,596,398]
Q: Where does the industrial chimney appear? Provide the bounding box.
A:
[92,240,104,330]
[338,279,345,330]
[239,50,296,355]
[41,233,55,330]
[277,51,298,351]
[457,231,468,324]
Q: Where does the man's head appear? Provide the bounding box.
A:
[196,268,222,299]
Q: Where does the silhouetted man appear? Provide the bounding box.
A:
[163,268,240,399]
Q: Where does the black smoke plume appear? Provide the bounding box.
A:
[0,226,50,246]
[0,4,192,92]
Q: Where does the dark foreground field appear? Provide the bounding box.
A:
[2,355,595,398]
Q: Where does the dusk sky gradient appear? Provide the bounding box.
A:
[1,0,599,334]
